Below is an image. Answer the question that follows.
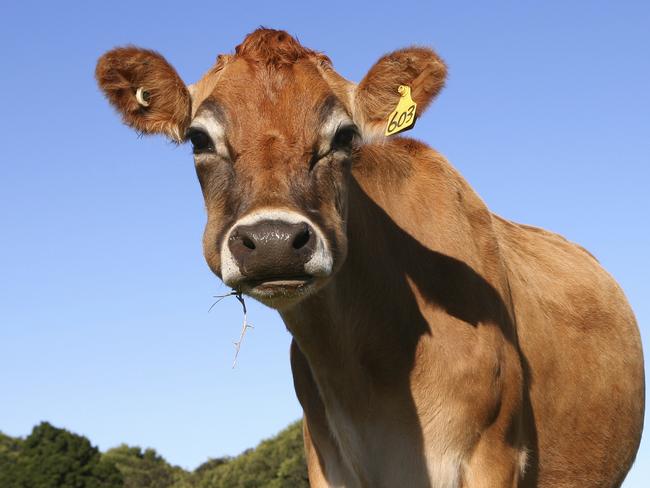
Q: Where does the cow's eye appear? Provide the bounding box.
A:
[332,125,359,150]
[187,128,214,154]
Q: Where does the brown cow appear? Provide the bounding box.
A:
[96,29,644,487]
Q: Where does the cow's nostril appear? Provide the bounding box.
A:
[292,227,311,250]
[242,235,256,250]
[227,219,318,279]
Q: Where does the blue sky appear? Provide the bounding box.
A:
[1,0,648,484]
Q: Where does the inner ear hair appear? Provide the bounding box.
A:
[354,47,447,133]
[95,46,191,142]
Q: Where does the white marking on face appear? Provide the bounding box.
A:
[189,113,230,159]
[317,109,355,153]
[220,208,334,287]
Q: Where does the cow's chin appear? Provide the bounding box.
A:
[229,275,325,310]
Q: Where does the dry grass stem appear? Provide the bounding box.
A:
[209,289,253,368]
[231,293,253,368]
[208,290,239,312]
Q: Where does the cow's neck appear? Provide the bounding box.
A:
[281,138,515,412]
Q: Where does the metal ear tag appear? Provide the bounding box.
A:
[135,87,150,107]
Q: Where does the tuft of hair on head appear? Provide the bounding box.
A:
[95,46,191,142]
[234,27,331,67]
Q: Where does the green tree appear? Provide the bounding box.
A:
[0,419,309,488]
[0,422,122,488]
[195,421,308,488]
[0,431,23,487]
[0,432,22,462]
[103,444,189,488]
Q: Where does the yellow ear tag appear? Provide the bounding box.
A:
[385,85,417,136]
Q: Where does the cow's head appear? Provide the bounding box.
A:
[96,29,446,309]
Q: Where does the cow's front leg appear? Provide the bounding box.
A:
[291,340,356,487]
[460,359,528,488]
[303,420,335,488]
[461,427,527,488]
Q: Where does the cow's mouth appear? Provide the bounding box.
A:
[237,274,317,306]
[245,275,314,288]
[242,274,314,292]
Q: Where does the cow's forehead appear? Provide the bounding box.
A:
[189,29,355,125]
[192,58,341,142]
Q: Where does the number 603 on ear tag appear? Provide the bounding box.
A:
[385,85,417,136]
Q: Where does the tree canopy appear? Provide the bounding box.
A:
[0,421,308,488]
[0,422,122,488]
[195,421,308,488]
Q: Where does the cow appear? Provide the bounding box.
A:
[95,28,644,487]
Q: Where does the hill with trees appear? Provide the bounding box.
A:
[0,421,308,487]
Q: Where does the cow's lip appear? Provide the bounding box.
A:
[242,275,314,290]
[233,274,321,308]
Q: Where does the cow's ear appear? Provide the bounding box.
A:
[95,47,191,142]
[353,47,447,138]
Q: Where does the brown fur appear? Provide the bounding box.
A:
[355,47,447,135]
[96,29,644,487]
[234,28,330,66]
[95,46,191,141]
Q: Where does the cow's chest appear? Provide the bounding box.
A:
[314,338,501,488]
[320,392,469,488]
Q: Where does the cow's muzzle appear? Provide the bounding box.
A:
[219,209,333,305]
[229,220,315,281]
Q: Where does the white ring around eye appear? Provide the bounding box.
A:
[135,87,150,107]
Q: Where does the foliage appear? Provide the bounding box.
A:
[195,421,308,488]
[102,445,188,488]
[0,421,308,488]
[0,431,23,486]
[0,422,123,488]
